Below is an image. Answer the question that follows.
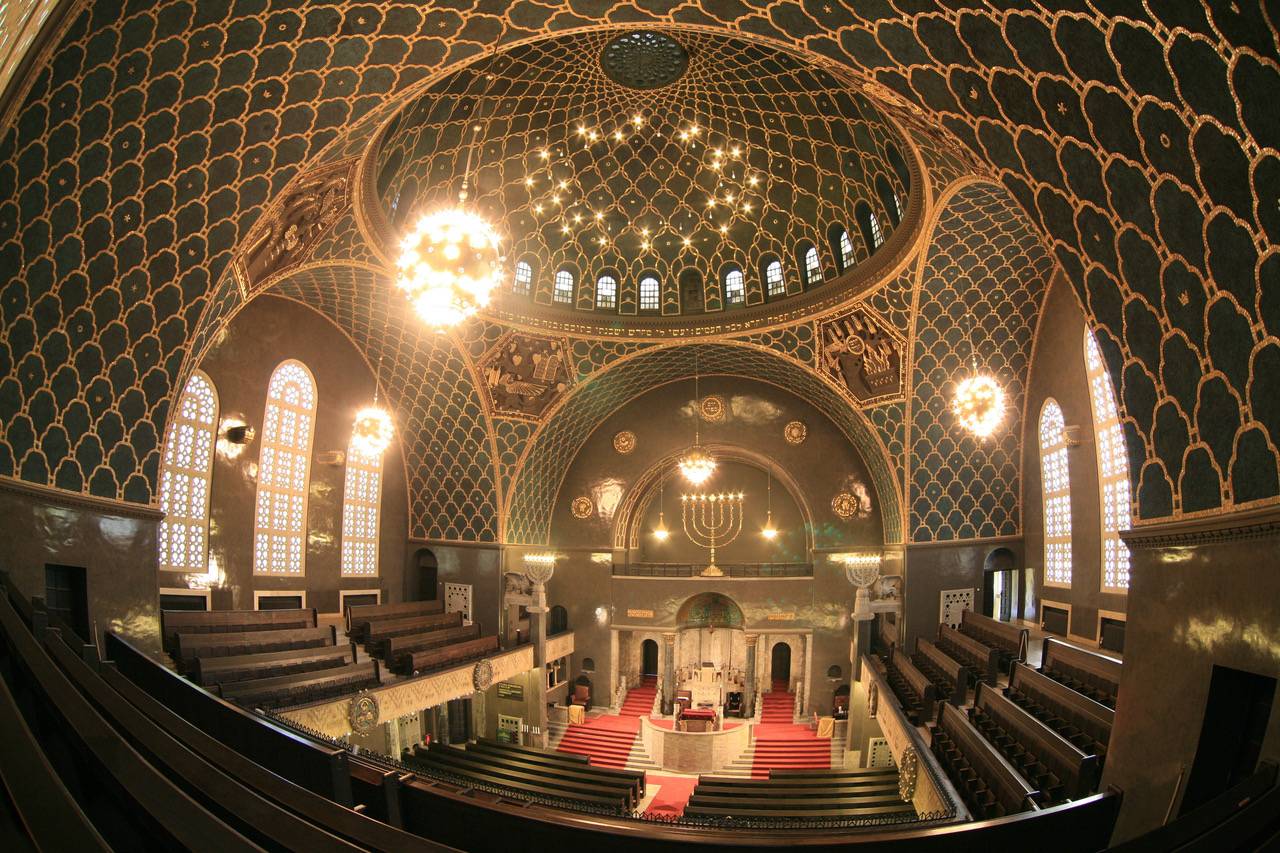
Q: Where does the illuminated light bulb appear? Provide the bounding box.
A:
[561,225,572,234]
[551,194,561,205]
[559,180,568,189]
[574,213,583,223]
[641,227,650,236]
[641,241,650,251]
[952,374,1006,437]
[539,149,550,159]
[690,124,700,134]
[588,130,599,141]
[731,146,741,157]
[707,198,716,208]
[741,202,752,212]
[748,175,759,186]
[395,208,502,329]
[653,510,670,541]
[633,114,644,126]
[682,236,692,247]
[576,126,586,136]
[533,204,543,214]
[614,130,624,141]
[351,407,394,457]
[677,447,716,486]
[524,177,534,187]
[594,211,603,220]
[719,225,728,234]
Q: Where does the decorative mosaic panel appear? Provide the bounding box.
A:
[908,182,1054,542]
[866,401,906,491]
[267,266,497,541]
[0,1,1274,528]
[505,341,902,546]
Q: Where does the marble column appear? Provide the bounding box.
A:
[661,632,677,714]
[743,634,758,717]
[523,557,555,747]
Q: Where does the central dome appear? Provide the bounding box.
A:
[372,29,915,329]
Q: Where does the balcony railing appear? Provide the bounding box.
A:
[613,562,812,578]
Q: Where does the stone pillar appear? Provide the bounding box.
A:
[743,634,758,717]
[523,559,555,746]
[661,632,677,714]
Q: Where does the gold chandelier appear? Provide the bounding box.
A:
[952,314,1005,438]
[396,66,502,330]
[678,351,717,486]
[351,354,393,457]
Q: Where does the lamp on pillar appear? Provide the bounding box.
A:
[523,552,557,667]
[839,552,883,621]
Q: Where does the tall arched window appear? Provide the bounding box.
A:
[803,246,822,286]
[340,434,382,577]
[595,274,617,309]
[869,213,884,248]
[765,259,785,297]
[1085,330,1131,592]
[158,370,219,572]
[723,268,745,305]
[253,360,317,575]
[639,276,660,312]
[1039,399,1072,588]
[513,260,532,296]
[838,230,855,271]
[553,269,574,304]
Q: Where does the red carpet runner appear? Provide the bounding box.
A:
[618,676,657,717]
[642,773,699,817]
[751,691,830,779]
[556,714,640,769]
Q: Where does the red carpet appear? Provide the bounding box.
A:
[642,773,698,817]
[556,714,640,768]
[751,692,829,779]
[619,676,657,717]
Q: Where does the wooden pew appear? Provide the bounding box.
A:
[399,635,499,676]
[1040,638,1121,708]
[961,610,1028,668]
[161,607,316,653]
[931,703,1039,820]
[937,623,1000,685]
[913,637,969,706]
[174,625,336,672]
[1008,663,1113,760]
[0,583,263,850]
[347,600,445,640]
[971,682,1100,802]
[684,769,915,819]
[192,643,356,686]
[218,661,380,710]
[885,647,938,725]
[379,620,477,663]
[408,744,630,812]
[364,611,465,649]
[467,738,646,796]
[421,743,640,808]
[873,614,897,659]
[96,659,453,851]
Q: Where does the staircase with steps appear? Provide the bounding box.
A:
[618,676,657,717]
[713,691,835,778]
[549,715,657,771]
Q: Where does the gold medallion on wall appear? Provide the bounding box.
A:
[612,430,637,455]
[347,693,380,734]
[699,394,726,422]
[831,491,859,519]
[783,420,807,445]
[570,496,595,519]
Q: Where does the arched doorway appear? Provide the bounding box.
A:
[770,642,791,689]
[641,639,659,678]
[413,548,438,601]
[983,547,1018,622]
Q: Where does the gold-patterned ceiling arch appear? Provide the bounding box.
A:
[367,28,914,320]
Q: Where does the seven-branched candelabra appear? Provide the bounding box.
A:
[681,491,745,577]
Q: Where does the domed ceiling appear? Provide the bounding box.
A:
[369,29,915,325]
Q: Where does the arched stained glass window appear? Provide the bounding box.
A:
[340,435,382,577]
[553,269,574,304]
[869,213,884,249]
[513,260,532,296]
[639,276,660,312]
[838,230,855,271]
[1039,399,1072,588]
[893,193,904,222]
[595,275,617,309]
[253,360,316,575]
[158,370,219,572]
[765,260,784,297]
[1085,330,1131,592]
[724,268,745,304]
[803,246,822,286]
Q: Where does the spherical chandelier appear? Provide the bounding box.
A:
[677,446,717,487]
[350,406,394,457]
[951,374,1005,438]
[395,208,501,329]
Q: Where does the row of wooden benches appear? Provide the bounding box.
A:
[685,768,916,820]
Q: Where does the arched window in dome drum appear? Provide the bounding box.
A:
[894,193,904,222]
[1085,329,1131,593]
[340,432,382,577]
[764,259,785,298]
[839,230,855,271]
[876,175,900,227]
[855,201,877,252]
[553,269,574,304]
[595,274,617,310]
[679,268,704,312]
[886,144,911,195]
[1039,399,1072,589]
[513,260,533,296]
[254,360,317,576]
[869,214,884,249]
[802,245,822,287]
[158,370,219,573]
[639,276,660,312]
[723,268,745,305]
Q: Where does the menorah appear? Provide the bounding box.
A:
[681,492,745,577]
